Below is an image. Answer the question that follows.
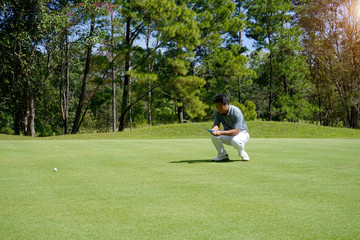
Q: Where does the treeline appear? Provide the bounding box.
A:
[0,0,359,136]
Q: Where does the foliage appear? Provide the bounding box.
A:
[246,0,311,121]
[1,0,359,136]
[231,101,257,121]
[152,99,178,124]
[0,112,13,135]
[296,0,360,128]
[0,0,70,136]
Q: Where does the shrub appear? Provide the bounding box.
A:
[231,100,257,121]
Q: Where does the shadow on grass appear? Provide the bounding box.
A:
[169,159,245,164]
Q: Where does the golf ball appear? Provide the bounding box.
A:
[53,168,57,172]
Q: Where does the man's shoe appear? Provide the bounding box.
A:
[240,151,250,161]
[212,154,230,162]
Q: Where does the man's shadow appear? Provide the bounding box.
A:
[169,159,245,164]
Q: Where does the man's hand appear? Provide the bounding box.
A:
[211,128,241,136]
[211,124,220,136]
[211,130,221,136]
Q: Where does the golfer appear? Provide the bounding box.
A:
[211,94,250,162]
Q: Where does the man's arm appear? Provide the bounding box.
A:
[211,123,240,136]
[212,123,220,132]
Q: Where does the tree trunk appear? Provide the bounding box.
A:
[148,81,152,125]
[112,73,116,132]
[111,14,117,133]
[177,105,185,123]
[238,77,242,103]
[237,36,242,103]
[63,31,70,134]
[146,25,153,125]
[72,15,95,134]
[237,0,243,103]
[349,105,358,129]
[316,74,322,124]
[24,89,35,137]
[267,23,274,121]
[283,75,289,95]
[13,109,21,135]
[118,17,131,132]
[129,82,133,130]
[118,74,130,131]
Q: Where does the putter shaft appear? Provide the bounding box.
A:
[184,120,213,132]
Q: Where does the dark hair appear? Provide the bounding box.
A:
[213,94,229,105]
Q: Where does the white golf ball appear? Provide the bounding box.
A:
[53,168,57,172]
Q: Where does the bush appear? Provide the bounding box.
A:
[231,100,257,121]
[0,112,14,134]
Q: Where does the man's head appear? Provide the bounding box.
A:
[213,94,229,115]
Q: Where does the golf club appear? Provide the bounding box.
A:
[183,119,214,132]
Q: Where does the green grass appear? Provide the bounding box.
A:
[0,137,359,239]
[1,121,359,140]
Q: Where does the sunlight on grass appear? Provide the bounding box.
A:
[0,138,359,239]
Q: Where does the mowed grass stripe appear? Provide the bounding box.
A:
[1,120,359,140]
[0,139,359,239]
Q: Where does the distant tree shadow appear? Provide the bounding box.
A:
[169,159,245,164]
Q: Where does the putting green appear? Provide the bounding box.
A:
[0,138,359,239]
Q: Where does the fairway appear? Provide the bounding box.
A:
[0,138,359,239]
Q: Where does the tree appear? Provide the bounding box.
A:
[69,1,117,134]
[246,0,310,121]
[233,0,252,103]
[117,0,208,131]
[0,0,68,136]
[298,0,360,128]
[191,0,254,111]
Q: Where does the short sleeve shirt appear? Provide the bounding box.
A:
[214,104,248,131]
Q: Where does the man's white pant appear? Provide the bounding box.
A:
[210,131,250,158]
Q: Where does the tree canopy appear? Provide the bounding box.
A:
[0,0,359,136]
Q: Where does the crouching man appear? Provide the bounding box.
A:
[211,94,250,162]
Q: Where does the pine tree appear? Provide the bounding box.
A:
[117,0,207,130]
[246,0,310,121]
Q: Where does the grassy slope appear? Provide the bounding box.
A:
[0,121,359,140]
[0,138,359,239]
